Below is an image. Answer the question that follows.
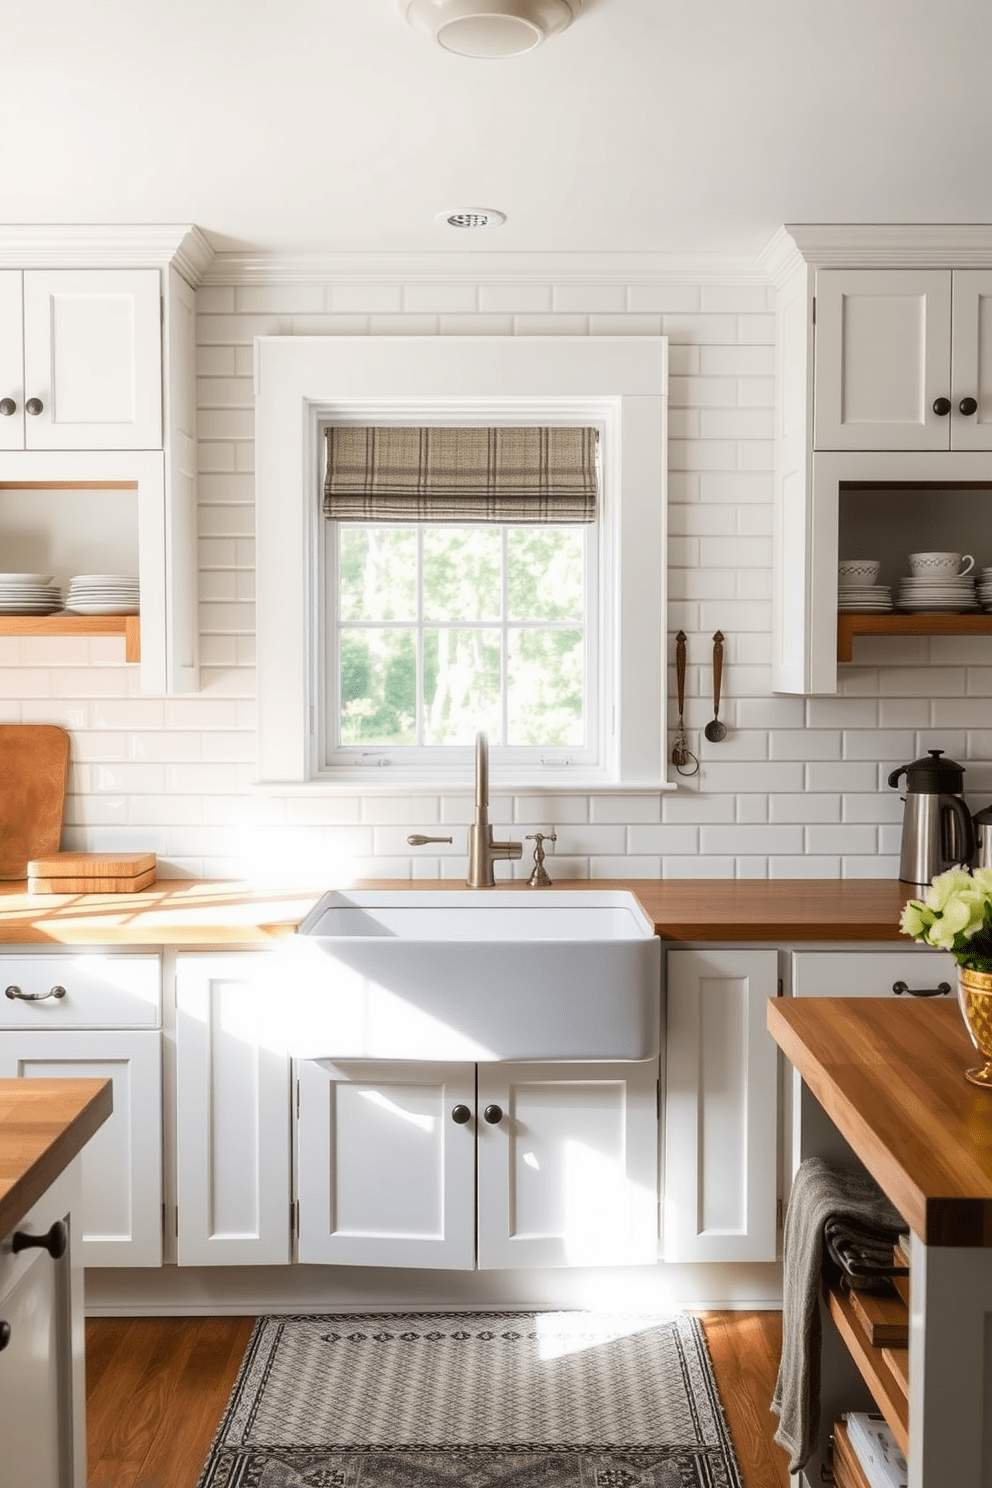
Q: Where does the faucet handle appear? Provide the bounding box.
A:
[526,831,557,887]
[407,834,453,846]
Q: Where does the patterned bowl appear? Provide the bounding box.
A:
[838,559,880,587]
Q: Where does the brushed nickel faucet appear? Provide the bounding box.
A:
[407,731,522,885]
[466,731,522,887]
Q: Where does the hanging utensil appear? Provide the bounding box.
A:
[672,630,698,775]
[704,630,727,742]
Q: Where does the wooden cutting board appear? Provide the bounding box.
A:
[0,724,70,880]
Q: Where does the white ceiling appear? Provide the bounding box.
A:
[4,0,992,264]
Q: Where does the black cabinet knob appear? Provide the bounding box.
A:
[11,1220,67,1260]
[932,397,952,416]
[0,398,15,417]
[451,1104,471,1124]
[483,1103,504,1125]
[0,1321,10,1352]
[24,398,43,416]
[959,396,979,416]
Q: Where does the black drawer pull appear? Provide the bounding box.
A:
[5,984,67,1002]
[11,1221,67,1260]
[0,1320,10,1351]
[892,980,952,998]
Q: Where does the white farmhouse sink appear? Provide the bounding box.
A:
[286,889,661,1062]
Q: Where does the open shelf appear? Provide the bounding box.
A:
[838,612,992,662]
[0,614,140,663]
[826,1283,909,1458]
[831,1420,875,1488]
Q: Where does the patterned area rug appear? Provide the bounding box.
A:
[196,1311,744,1488]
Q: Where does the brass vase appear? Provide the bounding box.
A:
[956,966,992,1086]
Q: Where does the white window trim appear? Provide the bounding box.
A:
[254,336,670,793]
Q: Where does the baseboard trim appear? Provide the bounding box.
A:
[84,1261,784,1317]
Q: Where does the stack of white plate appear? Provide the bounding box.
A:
[0,573,62,614]
[65,574,139,615]
[837,584,893,612]
[897,573,978,613]
[979,568,992,612]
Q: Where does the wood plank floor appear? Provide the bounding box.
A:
[85,1310,789,1488]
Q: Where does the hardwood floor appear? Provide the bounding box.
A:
[85,1311,788,1488]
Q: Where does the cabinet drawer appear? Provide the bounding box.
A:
[792,949,956,1000]
[0,954,160,1028]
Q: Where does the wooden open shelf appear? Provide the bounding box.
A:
[826,1283,909,1458]
[838,612,992,662]
[831,1420,875,1488]
[0,614,140,662]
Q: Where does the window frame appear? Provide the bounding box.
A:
[254,336,669,792]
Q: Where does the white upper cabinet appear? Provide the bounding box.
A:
[0,270,162,451]
[768,226,992,694]
[814,268,992,452]
[0,229,210,692]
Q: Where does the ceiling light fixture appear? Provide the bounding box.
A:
[400,0,582,58]
[438,209,507,229]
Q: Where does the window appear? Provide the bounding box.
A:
[254,336,668,791]
[325,519,596,767]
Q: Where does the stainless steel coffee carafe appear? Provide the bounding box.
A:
[887,749,975,888]
[974,805,992,872]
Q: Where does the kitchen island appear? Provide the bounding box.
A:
[769,997,992,1488]
[1,1076,113,1485]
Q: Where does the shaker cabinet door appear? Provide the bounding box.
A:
[22,269,162,450]
[476,1060,659,1270]
[664,948,779,1262]
[296,1059,477,1270]
[175,954,292,1266]
[814,269,952,451]
[0,1029,163,1267]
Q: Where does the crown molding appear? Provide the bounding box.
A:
[200,248,770,287]
[0,225,215,285]
[774,223,992,271]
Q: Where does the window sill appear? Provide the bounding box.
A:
[249,775,679,796]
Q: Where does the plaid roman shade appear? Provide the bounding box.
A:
[323,425,599,523]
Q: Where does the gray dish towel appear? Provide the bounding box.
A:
[770,1156,906,1473]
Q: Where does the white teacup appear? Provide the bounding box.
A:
[838,558,880,587]
[909,551,975,578]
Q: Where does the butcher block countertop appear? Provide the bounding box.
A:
[769,998,992,1247]
[0,1077,112,1240]
[0,876,919,946]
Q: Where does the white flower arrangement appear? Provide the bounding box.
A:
[899,867,992,972]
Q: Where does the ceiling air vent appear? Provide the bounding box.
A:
[439,209,507,229]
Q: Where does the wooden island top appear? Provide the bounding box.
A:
[769,997,992,1247]
[0,876,920,946]
[0,1077,113,1239]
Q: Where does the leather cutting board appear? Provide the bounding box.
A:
[0,724,69,880]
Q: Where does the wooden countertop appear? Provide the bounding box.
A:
[0,876,919,946]
[0,1077,113,1240]
[769,997,992,1247]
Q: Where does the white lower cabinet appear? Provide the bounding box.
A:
[175,954,292,1265]
[0,952,162,1268]
[663,947,779,1263]
[0,1157,87,1486]
[297,1058,659,1270]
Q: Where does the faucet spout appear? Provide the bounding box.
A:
[475,730,489,813]
[466,730,522,887]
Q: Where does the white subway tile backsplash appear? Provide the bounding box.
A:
[770,731,842,761]
[588,855,663,878]
[700,824,804,856]
[627,824,698,854]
